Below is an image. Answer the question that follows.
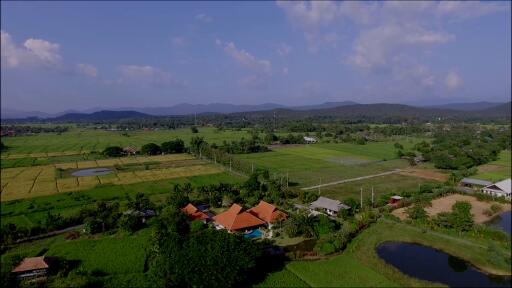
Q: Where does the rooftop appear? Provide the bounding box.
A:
[247,200,287,223]
[460,178,493,186]
[310,196,350,212]
[11,256,57,273]
[485,179,511,194]
[182,203,209,221]
[213,204,265,231]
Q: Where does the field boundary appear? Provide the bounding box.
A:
[301,169,401,190]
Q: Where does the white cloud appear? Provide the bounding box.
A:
[276,1,339,28]
[76,63,98,77]
[117,65,184,87]
[172,37,186,47]
[216,39,272,75]
[23,38,62,65]
[195,13,212,23]
[1,30,21,67]
[436,1,507,20]
[282,67,289,75]
[276,42,291,56]
[445,71,462,89]
[1,30,97,78]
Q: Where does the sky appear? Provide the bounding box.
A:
[1,1,511,113]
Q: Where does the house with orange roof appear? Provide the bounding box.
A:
[11,256,58,280]
[247,200,287,227]
[212,204,265,232]
[182,203,210,223]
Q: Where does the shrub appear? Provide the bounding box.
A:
[102,146,123,157]
[406,205,428,221]
[490,204,502,214]
[140,143,161,155]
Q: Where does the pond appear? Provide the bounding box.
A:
[71,168,113,177]
[487,211,512,235]
[377,242,511,287]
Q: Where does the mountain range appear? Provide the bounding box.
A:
[0,101,505,119]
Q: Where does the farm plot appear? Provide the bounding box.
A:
[1,154,223,201]
[1,127,250,156]
[236,141,416,187]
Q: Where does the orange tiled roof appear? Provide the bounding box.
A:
[248,201,287,223]
[11,256,56,273]
[213,204,265,231]
[182,203,209,221]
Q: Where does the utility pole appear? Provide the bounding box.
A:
[229,158,232,172]
[360,188,363,210]
[251,164,254,173]
[286,172,289,188]
[371,186,374,208]
[318,177,321,195]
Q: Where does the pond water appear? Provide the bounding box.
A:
[487,211,512,235]
[377,242,511,287]
[71,168,113,177]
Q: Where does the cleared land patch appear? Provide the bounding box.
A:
[392,194,512,223]
[474,151,511,182]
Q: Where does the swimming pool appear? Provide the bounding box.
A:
[244,229,263,239]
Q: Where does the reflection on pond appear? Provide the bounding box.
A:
[71,168,113,177]
[377,242,511,287]
[487,211,512,235]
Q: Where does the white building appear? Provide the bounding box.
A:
[482,179,511,199]
[303,136,317,144]
[309,196,350,216]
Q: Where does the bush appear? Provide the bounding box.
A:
[140,143,161,155]
[102,146,123,157]
[490,204,502,214]
[161,139,185,154]
[118,214,143,233]
[190,220,205,233]
[406,205,428,221]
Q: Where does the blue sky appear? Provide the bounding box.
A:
[1,1,511,113]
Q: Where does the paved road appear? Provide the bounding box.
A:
[301,169,401,190]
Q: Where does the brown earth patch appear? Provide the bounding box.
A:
[478,164,504,173]
[398,168,448,182]
[392,194,511,224]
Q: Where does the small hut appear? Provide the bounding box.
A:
[388,195,403,208]
[11,256,58,280]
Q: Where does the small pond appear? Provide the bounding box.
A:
[377,242,511,287]
[487,211,512,235]
[71,168,113,177]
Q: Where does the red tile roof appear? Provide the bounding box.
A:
[11,256,56,273]
[182,203,209,221]
[213,204,265,231]
[248,201,287,223]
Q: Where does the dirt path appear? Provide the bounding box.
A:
[301,169,401,190]
[398,168,448,182]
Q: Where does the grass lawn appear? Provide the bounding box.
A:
[259,220,511,287]
[319,174,438,202]
[474,150,511,182]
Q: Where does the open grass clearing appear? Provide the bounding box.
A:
[392,194,512,224]
[474,151,511,182]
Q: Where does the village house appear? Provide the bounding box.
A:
[309,196,350,216]
[247,200,287,228]
[11,256,58,280]
[123,209,156,223]
[388,195,403,208]
[212,204,265,232]
[182,203,211,223]
[482,179,511,199]
[459,178,493,189]
[122,146,139,155]
[303,136,317,144]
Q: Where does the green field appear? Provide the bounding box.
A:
[1,127,250,157]
[259,220,511,287]
[318,174,437,202]
[1,228,152,287]
[474,150,511,182]
[236,140,421,187]
[1,172,243,229]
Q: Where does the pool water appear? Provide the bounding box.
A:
[244,229,263,239]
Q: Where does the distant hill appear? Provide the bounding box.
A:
[51,110,152,122]
[423,101,504,111]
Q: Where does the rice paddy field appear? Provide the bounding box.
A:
[1,154,224,202]
[1,127,250,157]
[236,140,424,188]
